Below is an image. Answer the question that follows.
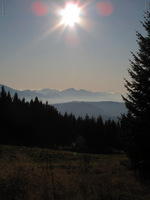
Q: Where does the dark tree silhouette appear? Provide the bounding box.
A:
[122,11,150,179]
[0,86,121,153]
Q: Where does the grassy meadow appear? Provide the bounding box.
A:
[0,145,149,200]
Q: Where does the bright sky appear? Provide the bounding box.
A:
[0,0,147,93]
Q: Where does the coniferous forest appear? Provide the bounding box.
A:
[0,86,122,153]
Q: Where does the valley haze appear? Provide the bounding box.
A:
[0,84,127,119]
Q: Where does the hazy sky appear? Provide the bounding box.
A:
[0,0,147,92]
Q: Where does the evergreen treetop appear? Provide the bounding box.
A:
[123,11,150,121]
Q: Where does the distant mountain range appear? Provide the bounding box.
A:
[0,84,127,120]
[0,84,122,103]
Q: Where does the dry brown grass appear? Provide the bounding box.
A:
[0,145,150,200]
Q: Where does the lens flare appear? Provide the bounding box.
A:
[31,0,90,45]
[96,2,114,16]
[32,1,49,16]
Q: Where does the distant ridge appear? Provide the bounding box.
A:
[0,84,122,103]
[54,101,127,120]
[0,84,126,120]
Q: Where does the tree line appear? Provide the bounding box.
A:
[0,86,122,153]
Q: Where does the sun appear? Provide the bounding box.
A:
[60,3,81,27]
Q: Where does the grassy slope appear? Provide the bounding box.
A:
[0,145,149,200]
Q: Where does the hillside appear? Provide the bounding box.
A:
[54,101,127,119]
[0,145,149,200]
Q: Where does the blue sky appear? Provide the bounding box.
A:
[0,0,147,92]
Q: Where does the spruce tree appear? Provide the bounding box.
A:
[122,11,150,179]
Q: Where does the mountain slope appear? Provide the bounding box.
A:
[54,101,127,120]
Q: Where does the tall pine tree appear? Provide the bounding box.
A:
[122,11,150,179]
